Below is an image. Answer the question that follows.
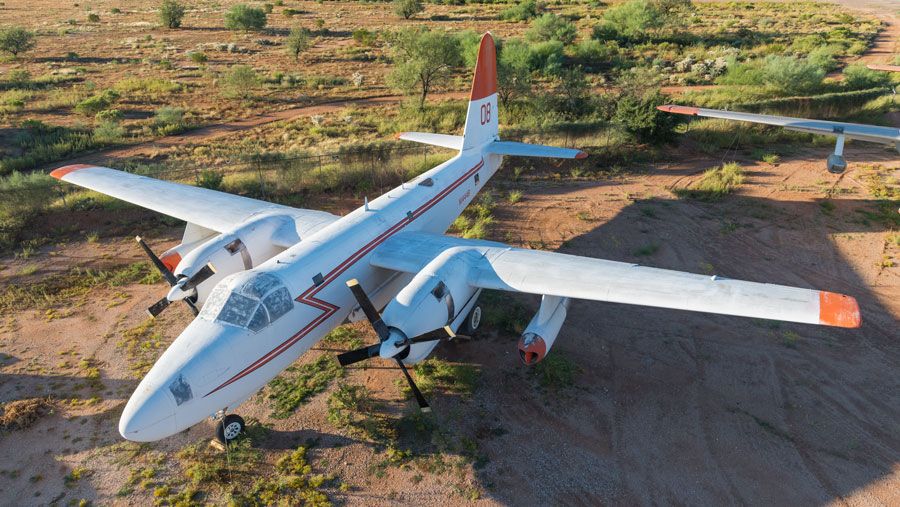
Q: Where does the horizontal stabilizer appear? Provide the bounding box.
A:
[484,141,587,159]
[397,132,463,151]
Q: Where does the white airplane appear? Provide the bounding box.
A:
[657,104,900,173]
[51,34,861,444]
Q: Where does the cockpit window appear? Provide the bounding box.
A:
[199,273,294,331]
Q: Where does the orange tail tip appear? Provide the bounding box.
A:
[469,33,497,101]
[657,105,700,116]
[818,291,861,328]
[50,164,94,179]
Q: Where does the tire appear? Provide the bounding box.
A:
[216,414,245,444]
[461,305,482,335]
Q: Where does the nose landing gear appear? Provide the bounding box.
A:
[215,414,246,444]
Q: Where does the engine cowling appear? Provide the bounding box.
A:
[162,213,300,304]
[518,295,569,365]
[380,247,481,363]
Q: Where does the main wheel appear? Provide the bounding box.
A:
[216,414,245,444]
[461,305,482,335]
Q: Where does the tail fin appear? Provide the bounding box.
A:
[462,33,499,151]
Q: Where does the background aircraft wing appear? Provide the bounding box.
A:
[371,231,860,328]
[50,164,339,235]
[658,105,900,146]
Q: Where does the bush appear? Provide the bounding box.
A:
[597,0,663,41]
[571,39,619,68]
[525,13,577,45]
[842,64,891,90]
[717,55,826,96]
[87,13,100,22]
[188,51,208,64]
[285,27,311,61]
[676,162,744,201]
[393,0,423,20]
[500,0,541,22]
[222,65,259,98]
[196,169,223,190]
[74,90,120,116]
[224,4,267,31]
[352,28,377,47]
[526,40,565,75]
[95,109,123,122]
[158,0,186,29]
[0,27,36,57]
[613,88,674,144]
[93,120,125,143]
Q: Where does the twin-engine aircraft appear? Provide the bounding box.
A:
[52,34,860,444]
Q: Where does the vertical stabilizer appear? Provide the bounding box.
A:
[462,33,499,151]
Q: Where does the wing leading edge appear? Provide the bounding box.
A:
[50,164,339,235]
[371,231,861,329]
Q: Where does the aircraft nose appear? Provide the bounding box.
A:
[118,387,177,442]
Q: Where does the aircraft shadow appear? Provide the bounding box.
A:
[427,182,899,504]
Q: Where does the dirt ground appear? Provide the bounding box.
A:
[1,0,899,505]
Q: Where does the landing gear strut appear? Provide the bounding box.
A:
[215,414,245,444]
[461,305,482,335]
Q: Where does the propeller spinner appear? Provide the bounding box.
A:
[338,279,455,413]
[136,236,215,318]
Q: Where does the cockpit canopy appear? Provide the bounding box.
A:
[199,272,293,331]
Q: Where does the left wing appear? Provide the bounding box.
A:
[658,105,900,147]
[371,231,860,328]
[51,164,339,236]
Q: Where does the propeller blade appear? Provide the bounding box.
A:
[346,279,389,340]
[183,297,199,317]
[337,343,382,367]
[147,296,171,318]
[396,359,431,413]
[408,326,455,345]
[135,236,176,286]
[181,263,216,292]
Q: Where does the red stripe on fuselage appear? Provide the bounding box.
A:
[204,159,484,396]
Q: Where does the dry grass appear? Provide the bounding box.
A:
[0,397,53,430]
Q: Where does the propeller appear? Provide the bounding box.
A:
[136,236,215,318]
[338,279,456,413]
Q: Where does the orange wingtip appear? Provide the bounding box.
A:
[575,151,588,159]
[469,33,497,101]
[50,164,94,179]
[657,105,700,115]
[818,291,861,328]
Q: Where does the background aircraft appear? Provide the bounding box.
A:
[657,104,900,174]
[50,34,861,445]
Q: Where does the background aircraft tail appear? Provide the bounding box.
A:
[461,33,499,151]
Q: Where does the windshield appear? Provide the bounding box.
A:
[200,273,293,331]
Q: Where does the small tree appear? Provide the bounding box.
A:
[393,0,424,20]
[159,0,186,29]
[286,27,311,61]
[387,28,462,110]
[525,13,577,45]
[225,4,267,31]
[0,27,36,58]
[497,38,533,108]
[223,65,259,99]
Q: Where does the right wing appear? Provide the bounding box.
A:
[51,164,339,236]
[372,231,860,328]
[658,105,900,147]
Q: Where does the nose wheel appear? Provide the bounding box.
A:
[460,305,482,336]
[216,414,245,444]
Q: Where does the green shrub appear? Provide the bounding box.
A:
[571,39,618,68]
[0,27,36,57]
[224,4,267,31]
[154,106,185,134]
[842,64,891,90]
[393,0,423,20]
[500,0,541,22]
[596,0,663,41]
[222,65,259,99]
[718,55,826,96]
[158,0,186,29]
[525,13,577,45]
[95,109,123,122]
[352,28,377,47]
[262,3,273,13]
[613,88,674,144]
[676,162,744,201]
[93,120,125,143]
[285,27,311,61]
[87,13,100,23]
[74,90,120,116]
[188,51,207,64]
[526,40,565,75]
[196,169,223,190]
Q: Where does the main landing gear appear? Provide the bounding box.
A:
[460,304,482,336]
[215,413,246,444]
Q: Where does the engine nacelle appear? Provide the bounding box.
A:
[164,213,300,304]
[826,153,847,174]
[381,247,481,363]
[518,295,569,365]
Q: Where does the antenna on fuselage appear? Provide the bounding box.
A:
[364,196,369,211]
